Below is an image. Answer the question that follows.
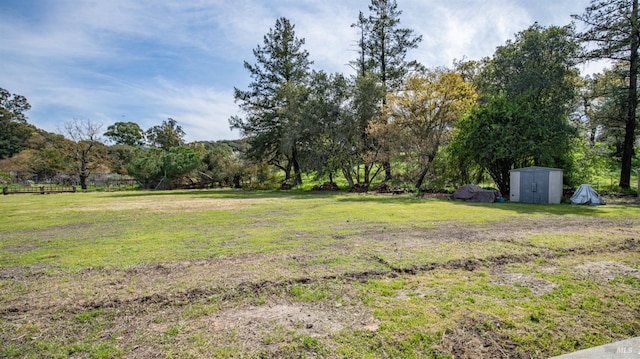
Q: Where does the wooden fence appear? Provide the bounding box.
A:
[3,186,76,195]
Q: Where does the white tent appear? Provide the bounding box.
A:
[570,184,606,205]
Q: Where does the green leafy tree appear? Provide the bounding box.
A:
[126,146,201,189]
[104,121,144,146]
[453,96,532,195]
[126,147,164,188]
[103,122,145,174]
[202,139,252,188]
[308,72,387,190]
[108,144,135,175]
[296,71,350,183]
[1,130,69,182]
[200,141,236,186]
[230,17,312,185]
[290,70,388,190]
[482,24,579,166]
[0,87,34,159]
[578,64,629,154]
[163,146,201,185]
[573,0,639,189]
[348,74,387,189]
[146,118,185,149]
[453,24,579,195]
[593,68,630,157]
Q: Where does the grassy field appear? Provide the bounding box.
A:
[1,190,639,358]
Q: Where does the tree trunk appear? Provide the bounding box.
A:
[383,161,392,182]
[342,167,355,189]
[619,0,639,189]
[79,173,88,190]
[414,155,435,189]
[283,160,293,183]
[414,166,429,190]
[291,145,302,185]
[364,163,370,187]
[80,158,88,190]
[488,159,511,198]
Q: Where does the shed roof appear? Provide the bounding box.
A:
[510,166,563,173]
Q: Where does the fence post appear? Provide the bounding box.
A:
[2,187,7,195]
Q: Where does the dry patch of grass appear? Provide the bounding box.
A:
[79,196,282,212]
[576,261,640,281]
[492,271,558,296]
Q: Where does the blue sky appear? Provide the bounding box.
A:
[0,0,601,142]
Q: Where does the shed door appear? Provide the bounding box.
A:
[520,170,549,204]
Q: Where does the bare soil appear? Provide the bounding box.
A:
[492,271,558,295]
[437,312,533,359]
[207,299,379,340]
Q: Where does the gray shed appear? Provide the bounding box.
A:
[510,166,563,204]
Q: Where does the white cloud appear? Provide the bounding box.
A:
[0,0,605,143]
[149,78,239,141]
[274,1,361,74]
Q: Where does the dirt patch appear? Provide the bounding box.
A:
[364,217,640,247]
[437,312,531,359]
[576,261,640,281]
[204,299,378,341]
[493,271,558,295]
[0,263,50,280]
[1,243,39,253]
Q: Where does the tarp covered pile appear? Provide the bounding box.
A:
[570,184,606,205]
[453,184,502,203]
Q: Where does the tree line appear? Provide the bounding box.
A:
[0,112,251,190]
[1,0,638,194]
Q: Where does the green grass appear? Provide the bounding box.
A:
[3,190,629,268]
[1,189,639,358]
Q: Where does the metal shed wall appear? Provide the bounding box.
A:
[509,166,563,204]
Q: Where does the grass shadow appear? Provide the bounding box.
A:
[336,193,640,216]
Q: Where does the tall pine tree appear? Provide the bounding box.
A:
[230,17,312,185]
[573,0,639,189]
[352,0,422,180]
[353,0,422,91]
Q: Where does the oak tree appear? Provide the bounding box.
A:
[453,24,579,195]
[104,121,145,147]
[61,119,106,189]
[386,69,477,189]
[146,118,185,150]
[0,88,33,159]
